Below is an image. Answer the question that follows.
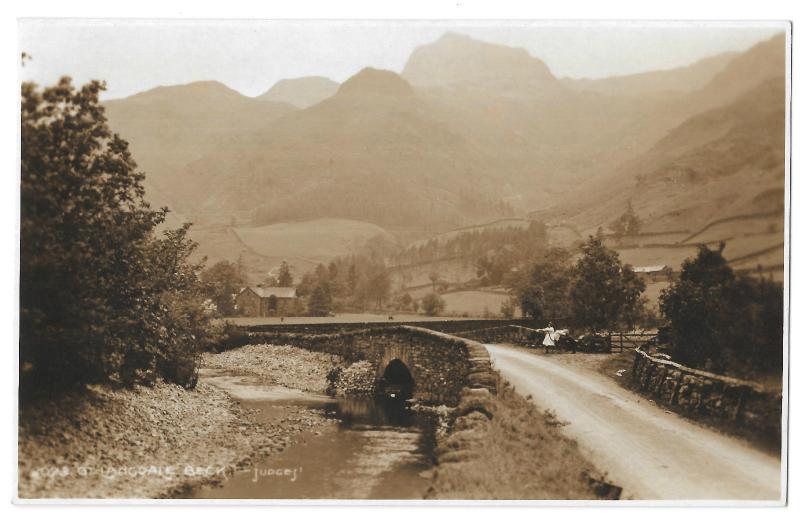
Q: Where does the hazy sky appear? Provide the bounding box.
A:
[19,20,785,100]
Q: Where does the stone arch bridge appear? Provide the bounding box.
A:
[251,326,495,405]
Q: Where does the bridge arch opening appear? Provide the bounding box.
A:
[378,359,415,401]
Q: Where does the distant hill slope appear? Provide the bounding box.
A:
[561,52,737,97]
[400,32,704,210]
[551,76,785,234]
[164,67,513,230]
[103,81,296,215]
[100,31,785,272]
[257,76,339,108]
[691,34,786,110]
[544,75,785,280]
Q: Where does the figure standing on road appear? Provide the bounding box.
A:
[542,322,556,352]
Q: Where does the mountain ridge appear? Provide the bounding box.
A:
[257,75,339,108]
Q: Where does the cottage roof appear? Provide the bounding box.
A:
[242,286,297,299]
[633,265,668,273]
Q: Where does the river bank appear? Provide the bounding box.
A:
[19,340,613,500]
[17,345,339,499]
[426,378,608,500]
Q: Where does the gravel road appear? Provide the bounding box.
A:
[486,344,783,501]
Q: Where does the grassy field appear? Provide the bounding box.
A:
[440,290,517,317]
[190,218,395,285]
[234,218,394,262]
[390,257,476,292]
[189,225,321,284]
[407,218,528,248]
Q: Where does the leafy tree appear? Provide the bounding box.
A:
[610,200,642,237]
[569,236,645,332]
[20,77,209,391]
[201,260,246,316]
[476,248,517,286]
[367,267,392,310]
[326,261,346,298]
[395,293,414,311]
[277,260,293,287]
[660,245,783,375]
[307,282,333,316]
[345,263,357,295]
[295,271,315,298]
[421,293,446,316]
[429,271,440,292]
[513,247,573,321]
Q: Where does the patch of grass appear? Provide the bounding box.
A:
[427,378,611,500]
[233,218,393,261]
[439,290,514,318]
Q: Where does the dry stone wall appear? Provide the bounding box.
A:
[631,348,782,441]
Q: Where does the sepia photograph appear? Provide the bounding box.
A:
[14,16,790,504]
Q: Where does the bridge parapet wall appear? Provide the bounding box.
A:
[243,318,541,335]
[631,348,782,441]
[456,325,545,346]
[250,326,493,405]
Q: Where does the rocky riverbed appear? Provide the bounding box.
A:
[202,343,342,392]
[18,344,341,499]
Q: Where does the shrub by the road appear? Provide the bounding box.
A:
[20,78,210,394]
[421,293,446,316]
[660,244,783,377]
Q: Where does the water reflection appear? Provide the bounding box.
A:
[190,395,435,499]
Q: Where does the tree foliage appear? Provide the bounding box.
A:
[609,200,642,237]
[307,283,333,316]
[569,236,645,332]
[500,298,516,319]
[20,77,209,392]
[277,260,293,287]
[299,254,392,312]
[201,260,246,316]
[421,293,446,316]
[392,221,547,287]
[659,245,783,376]
[512,247,573,321]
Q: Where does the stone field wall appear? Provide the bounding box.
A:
[631,348,782,441]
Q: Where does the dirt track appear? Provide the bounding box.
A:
[485,344,783,501]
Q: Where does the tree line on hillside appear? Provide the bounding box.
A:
[393,221,549,286]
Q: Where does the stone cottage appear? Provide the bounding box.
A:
[235,286,301,317]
